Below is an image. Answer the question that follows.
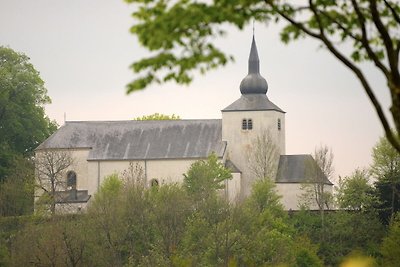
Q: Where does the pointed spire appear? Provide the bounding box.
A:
[240,34,268,95]
[248,35,260,74]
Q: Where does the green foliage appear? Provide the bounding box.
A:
[124,0,267,92]
[336,168,376,211]
[183,153,232,202]
[125,0,400,154]
[134,112,181,120]
[125,0,400,89]
[0,46,57,181]
[291,210,385,266]
[370,134,400,224]
[0,156,34,216]
[96,173,123,199]
[380,213,400,266]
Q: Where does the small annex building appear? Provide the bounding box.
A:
[35,35,333,213]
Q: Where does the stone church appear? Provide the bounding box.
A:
[35,36,333,212]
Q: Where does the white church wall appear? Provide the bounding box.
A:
[87,160,145,195]
[275,183,334,210]
[226,172,241,203]
[69,149,90,190]
[87,159,199,196]
[222,110,285,198]
[146,159,197,184]
[34,149,90,192]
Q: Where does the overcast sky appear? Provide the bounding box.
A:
[0,0,393,180]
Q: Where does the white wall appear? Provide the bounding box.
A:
[86,158,200,196]
[222,109,285,198]
[275,183,333,210]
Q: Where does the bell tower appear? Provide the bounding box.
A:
[222,35,286,197]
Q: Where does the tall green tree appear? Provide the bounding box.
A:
[183,153,232,203]
[371,134,400,224]
[0,46,56,181]
[125,0,400,153]
[336,168,376,211]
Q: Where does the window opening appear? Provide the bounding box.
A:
[67,171,77,189]
[248,119,253,130]
[242,119,247,130]
[278,118,281,131]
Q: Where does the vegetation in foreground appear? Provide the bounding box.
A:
[1,151,400,266]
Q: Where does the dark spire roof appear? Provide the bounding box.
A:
[240,35,268,95]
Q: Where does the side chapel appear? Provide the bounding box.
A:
[35,35,333,213]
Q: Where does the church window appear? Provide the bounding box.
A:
[242,119,247,130]
[278,118,281,131]
[242,119,253,130]
[248,119,253,130]
[67,171,77,189]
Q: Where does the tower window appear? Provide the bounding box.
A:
[248,119,253,130]
[242,119,253,130]
[278,118,281,131]
[242,119,247,130]
[67,171,77,189]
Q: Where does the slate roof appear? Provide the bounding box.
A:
[276,154,333,185]
[225,160,241,173]
[36,120,226,161]
[55,190,91,203]
[222,94,285,113]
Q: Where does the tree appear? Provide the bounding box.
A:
[247,129,280,180]
[0,46,57,181]
[380,213,400,267]
[336,168,376,211]
[301,145,334,211]
[34,150,73,215]
[134,113,180,120]
[371,134,400,224]
[183,153,232,203]
[0,156,34,216]
[125,0,400,153]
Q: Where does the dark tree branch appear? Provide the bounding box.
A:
[263,0,400,153]
[383,0,400,25]
[351,0,390,78]
[369,0,400,82]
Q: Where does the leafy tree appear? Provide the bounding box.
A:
[125,0,400,153]
[371,134,400,224]
[380,213,400,267]
[291,210,384,266]
[11,216,88,267]
[239,178,297,266]
[0,156,34,216]
[134,113,180,120]
[336,168,376,211]
[0,46,57,181]
[147,183,191,264]
[183,153,232,203]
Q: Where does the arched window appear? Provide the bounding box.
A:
[242,119,247,130]
[278,118,281,131]
[248,119,253,130]
[67,171,77,189]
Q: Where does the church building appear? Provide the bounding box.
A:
[35,36,333,213]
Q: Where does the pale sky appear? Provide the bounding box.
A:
[0,0,393,180]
